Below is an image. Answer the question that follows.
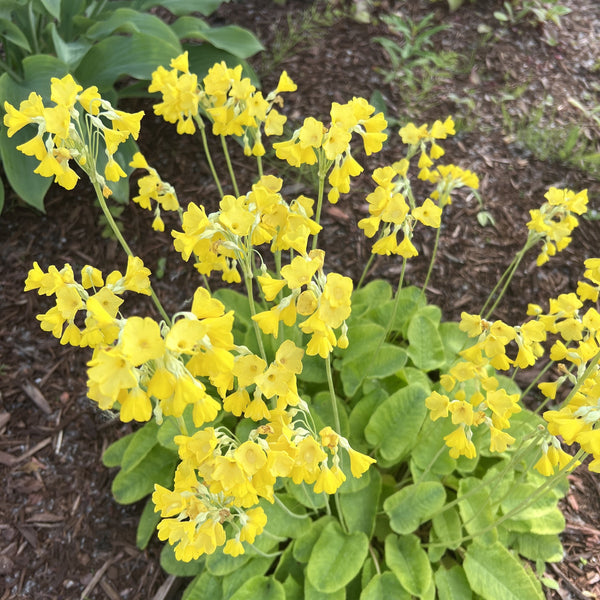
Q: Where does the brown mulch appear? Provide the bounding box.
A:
[1,0,599,598]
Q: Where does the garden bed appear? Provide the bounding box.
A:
[0,0,599,598]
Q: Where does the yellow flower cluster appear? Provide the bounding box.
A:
[254,250,353,358]
[153,415,374,561]
[532,258,600,473]
[359,117,479,257]
[273,98,388,203]
[24,256,151,349]
[172,175,321,283]
[129,152,180,231]
[4,74,143,195]
[149,52,295,155]
[526,187,588,266]
[427,257,600,474]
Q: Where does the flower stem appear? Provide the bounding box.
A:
[220,135,240,197]
[243,270,267,361]
[420,223,442,301]
[195,118,223,197]
[93,182,171,326]
[325,356,341,433]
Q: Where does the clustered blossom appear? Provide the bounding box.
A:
[526,186,588,266]
[129,152,180,231]
[273,97,388,203]
[172,174,321,284]
[359,117,479,257]
[426,255,600,476]
[3,74,143,195]
[254,250,353,358]
[149,52,295,155]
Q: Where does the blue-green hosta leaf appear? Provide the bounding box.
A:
[186,24,263,59]
[307,521,369,593]
[0,18,31,51]
[49,23,92,70]
[74,33,182,90]
[40,0,61,19]
[86,8,181,48]
[385,534,432,597]
[365,384,428,462]
[384,481,446,534]
[138,0,226,16]
[464,540,544,600]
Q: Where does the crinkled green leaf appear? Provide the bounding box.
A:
[464,540,544,600]
[365,384,428,462]
[307,521,368,593]
[407,313,446,371]
[385,534,432,597]
[458,478,498,545]
[229,575,285,600]
[384,481,446,534]
[121,420,159,472]
[434,565,472,600]
[159,542,204,576]
[293,516,336,564]
[222,555,274,599]
[102,431,135,467]
[182,571,222,600]
[360,571,409,600]
[340,468,381,537]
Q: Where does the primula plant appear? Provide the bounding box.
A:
[8,52,600,599]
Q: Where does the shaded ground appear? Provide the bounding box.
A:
[1,0,599,598]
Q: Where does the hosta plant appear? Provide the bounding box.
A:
[8,52,600,600]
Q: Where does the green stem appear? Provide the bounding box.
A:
[357,248,376,290]
[273,495,310,519]
[420,223,442,301]
[369,545,381,575]
[220,135,240,197]
[482,250,524,319]
[257,154,263,179]
[195,118,223,197]
[560,349,600,410]
[176,416,189,436]
[311,162,328,250]
[415,444,447,484]
[93,182,171,325]
[247,542,282,559]
[325,357,341,433]
[0,56,22,82]
[243,270,267,361]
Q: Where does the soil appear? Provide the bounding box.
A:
[1,0,599,598]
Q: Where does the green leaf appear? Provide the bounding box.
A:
[348,387,387,452]
[307,521,369,593]
[282,576,303,600]
[156,404,196,451]
[74,33,182,90]
[341,344,407,397]
[190,25,264,59]
[360,571,410,600]
[431,506,462,550]
[136,497,160,549]
[410,416,456,477]
[185,44,259,86]
[310,391,349,437]
[514,532,563,562]
[365,384,428,462]
[457,478,497,545]
[206,545,251,576]
[145,0,225,16]
[40,0,61,19]
[102,431,135,467]
[351,280,393,318]
[87,8,181,48]
[222,555,275,599]
[182,571,222,600]
[339,469,381,537]
[286,480,328,510]
[434,565,472,600]
[0,18,31,51]
[438,322,468,361]
[258,495,307,539]
[407,314,446,371]
[121,420,159,472]
[293,516,336,564]
[159,542,204,576]
[385,534,432,597]
[111,444,178,504]
[229,575,285,600]
[304,578,345,599]
[48,22,91,70]
[463,540,544,600]
[384,481,446,534]
[447,0,464,11]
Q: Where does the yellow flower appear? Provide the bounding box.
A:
[120,316,165,366]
